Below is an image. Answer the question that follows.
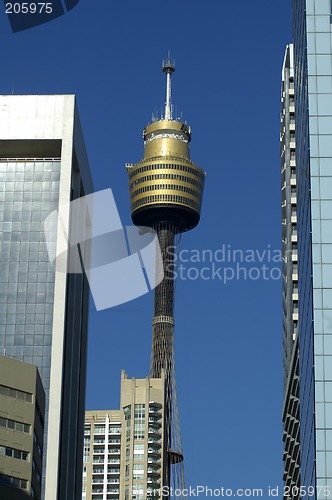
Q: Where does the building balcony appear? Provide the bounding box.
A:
[93,428,106,435]
[92,488,104,494]
[148,439,161,447]
[148,469,161,477]
[148,428,161,437]
[148,448,161,457]
[147,478,161,487]
[108,448,121,455]
[149,408,161,415]
[148,464,161,473]
[147,490,161,500]
[148,417,161,425]
[108,458,120,464]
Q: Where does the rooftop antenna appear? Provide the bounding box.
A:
[152,108,158,122]
[162,51,175,120]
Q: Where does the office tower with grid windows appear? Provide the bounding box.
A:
[82,372,164,500]
[0,354,45,500]
[281,1,332,497]
[0,94,93,500]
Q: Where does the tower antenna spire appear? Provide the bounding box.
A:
[162,51,175,120]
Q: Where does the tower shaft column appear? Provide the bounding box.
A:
[150,223,179,496]
[151,223,176,379]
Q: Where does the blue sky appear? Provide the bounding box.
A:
[1,1,292,496]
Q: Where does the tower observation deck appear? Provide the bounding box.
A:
[126,54,205,497]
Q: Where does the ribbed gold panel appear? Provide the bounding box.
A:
[128,159,204,212]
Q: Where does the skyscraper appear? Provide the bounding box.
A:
[82,372,164,500]
[281,43,301,494]
[0,94,93,500]
[282,1,332,497]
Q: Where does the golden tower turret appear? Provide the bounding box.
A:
[126,55,205,231]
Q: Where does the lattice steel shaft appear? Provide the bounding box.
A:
[151,223,176,377]
[150,222,185,497]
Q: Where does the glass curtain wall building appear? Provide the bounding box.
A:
[0,95,93,500]
[282,1,332,497]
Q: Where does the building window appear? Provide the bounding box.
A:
[94,425,105,434]
[0,473,28,489]
[83,446,90,463]
[0,445,29,461]
[0,384,32,402]
[0,416,30,433]
[133,443,144,460]
[109,425,121,434]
